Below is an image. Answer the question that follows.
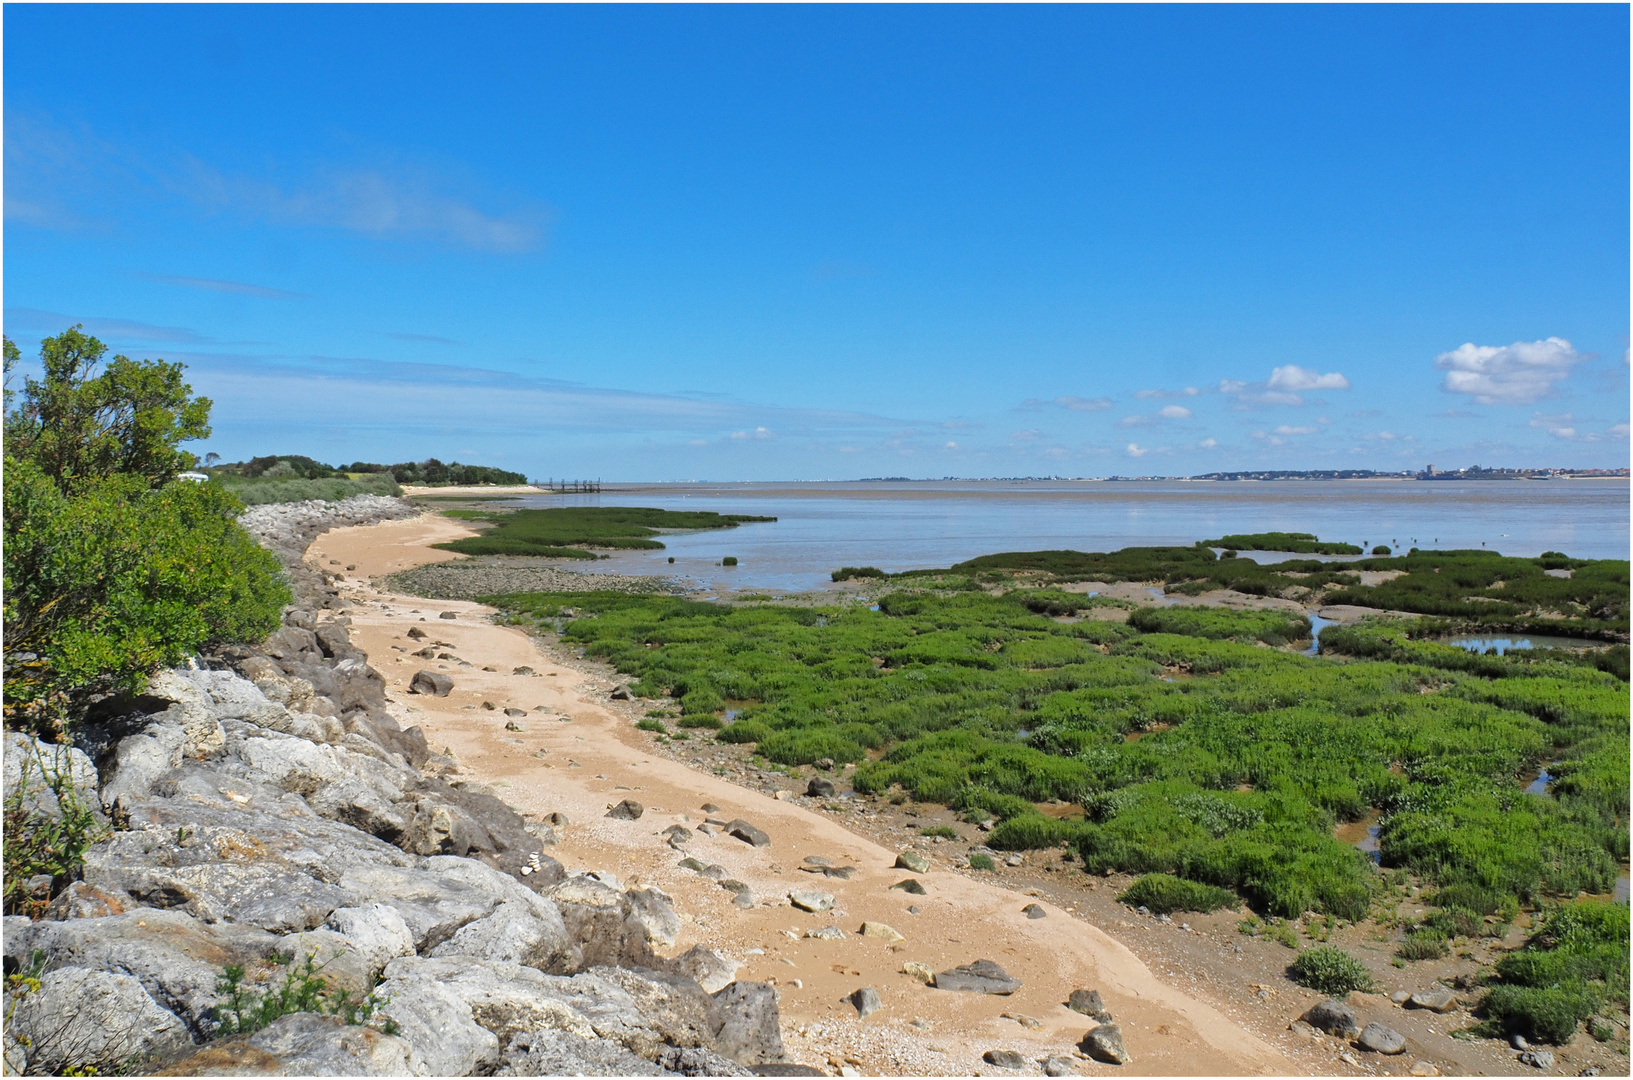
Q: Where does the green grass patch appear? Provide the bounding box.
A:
[1118,873,1238,914]
[435,506,776,558]
[1205,532,1363,555]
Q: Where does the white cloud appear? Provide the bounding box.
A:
[1056,395,1113,412]
[1009,429,1041,442]
[1117,415,1151,428]
[1136,386,1202,400]
[944,441,958,450]
[1436,337,1581,405]
[1609,423,1630,439]
[1273,424,1318,436]
[1125,443,1148,458]
[1530,413,1577,439]
[1268,365,1351,392]
[1198,438,1218,449]
[1158,405,1193,419]
[730,426,773,441]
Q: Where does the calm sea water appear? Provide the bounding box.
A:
[507,479,1629,594]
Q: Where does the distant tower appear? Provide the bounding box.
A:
[1426,464,1435,476]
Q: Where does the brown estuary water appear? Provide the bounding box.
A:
[510,478,1630,594]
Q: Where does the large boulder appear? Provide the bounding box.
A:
[934,959,1022,995]
[6,965,192,1075]
[711,981,784,1065]
[409,671,454,697]
[154,1012,416,1076]
[496,1028,665,1077]
[1300,999,1361,1037]
[2,908,280,1037]
[3,731,103,820]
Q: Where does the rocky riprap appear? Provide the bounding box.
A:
[3,496,784,1077]
[385,556,681,601]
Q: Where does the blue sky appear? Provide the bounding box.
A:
[5,5,1627,479]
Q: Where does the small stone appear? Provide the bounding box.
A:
[406,627,427,639]
[1391,990,1412,1005]
[803,855,832,867]
[1082,1024,1129,1065]
[610,685,633,700]
[512,666,534,675]
[822,866,854,880]
[895,851,930,873]
[1300,999,1360,1038]
[546,811,570,826]
[847,987,882,1018]
[1339,1052,1360,1067]
[663,824,692,846]
[1358,1022,1407,1055]
[504,720,524,731]
[902,962,935,985]
[700,863,728,881]
[806,926,846,940]
[790,890,835,913]
[727,819,771,847]
[731,890,754,909]
[504,707,527,717]
[1043,1054,1079,1077]
[906,905,921,914]
[1005,855,1023,867]
[860,921,904,943]
[605,798,644,820]
[983,1050,1027,1070]
[891,878,927,895]
[1510,1034,1530,1051]
[1407,989,1457,1014]
[1289,1021,1318,1040]
[702,803,720,813]
[1067,989,1105,1017]
[1409,1062,1440,1077]
[480,700,497,710]
[807,777,836,797]
[696,822,719,837]
[439,611,458,619]
[1518,1050,1555,1070]
[1002,1013,1043,1031]
[1022,903,1047,919]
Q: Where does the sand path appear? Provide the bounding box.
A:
[309,515,1294,1076]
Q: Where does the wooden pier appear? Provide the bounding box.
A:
[542,479,602,493]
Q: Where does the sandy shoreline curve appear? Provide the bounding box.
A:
[308,513,1299,1076]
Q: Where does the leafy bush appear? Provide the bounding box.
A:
[920,825,957,839]
[1372,546,1391,556]
[4,460,289,731]
[678,714,723,730]
[1288,946,1376,996]
[833,566,887,581]
[1480,900,1627,1044]
[968,853,996,870]
[722,556,738,566]
[1118,873,1237,914]
[635,718,668,733]
[1484,985,1602,1045]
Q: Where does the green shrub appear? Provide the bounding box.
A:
[715,719,771,744]
[1483,984,1601,1045]
[2,752,108,917]
[210,952,390,1039]
[1205,533,1363,555]
[920,825,957,839]
[1129,606,1310,645]
[4,460,289,731]
[968,853,996,870]
[1118,873,1238,914]
[833,566,887,581]
[678,714,723,730]
[635,718,668,733]
[988,813,1084,850]
[1288,946,1376,996]
[1372,546,1391,556]
[721,556,738,566]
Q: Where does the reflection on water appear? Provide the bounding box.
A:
[1303,614,1339,656]
[1335,812,1383,863]
[1524,765,1556,797]
[1446,635,1597,655]
[506,479,1628,595]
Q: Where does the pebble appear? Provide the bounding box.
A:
[895,851,931,873]
[1409,1062,1440,1077]
[1043,1054,1079,1077]
[901,962,935,984]
[790,891,836,913]
[983,1049,1027,1070]
[1001,1012,1042,1030]
[806,926,846,940]
[860,921,905,943]
[1518,1050,1555,1070]
[1358,1022,1407,1056]
[1021,903,1047,919]
[847,987,882,1019]
[1407,989,1457,1013]
[890,878,927,895]
[1391,990,1412,1005]
[1081,1025,1129,1065]
[1067,990,1105,1016]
